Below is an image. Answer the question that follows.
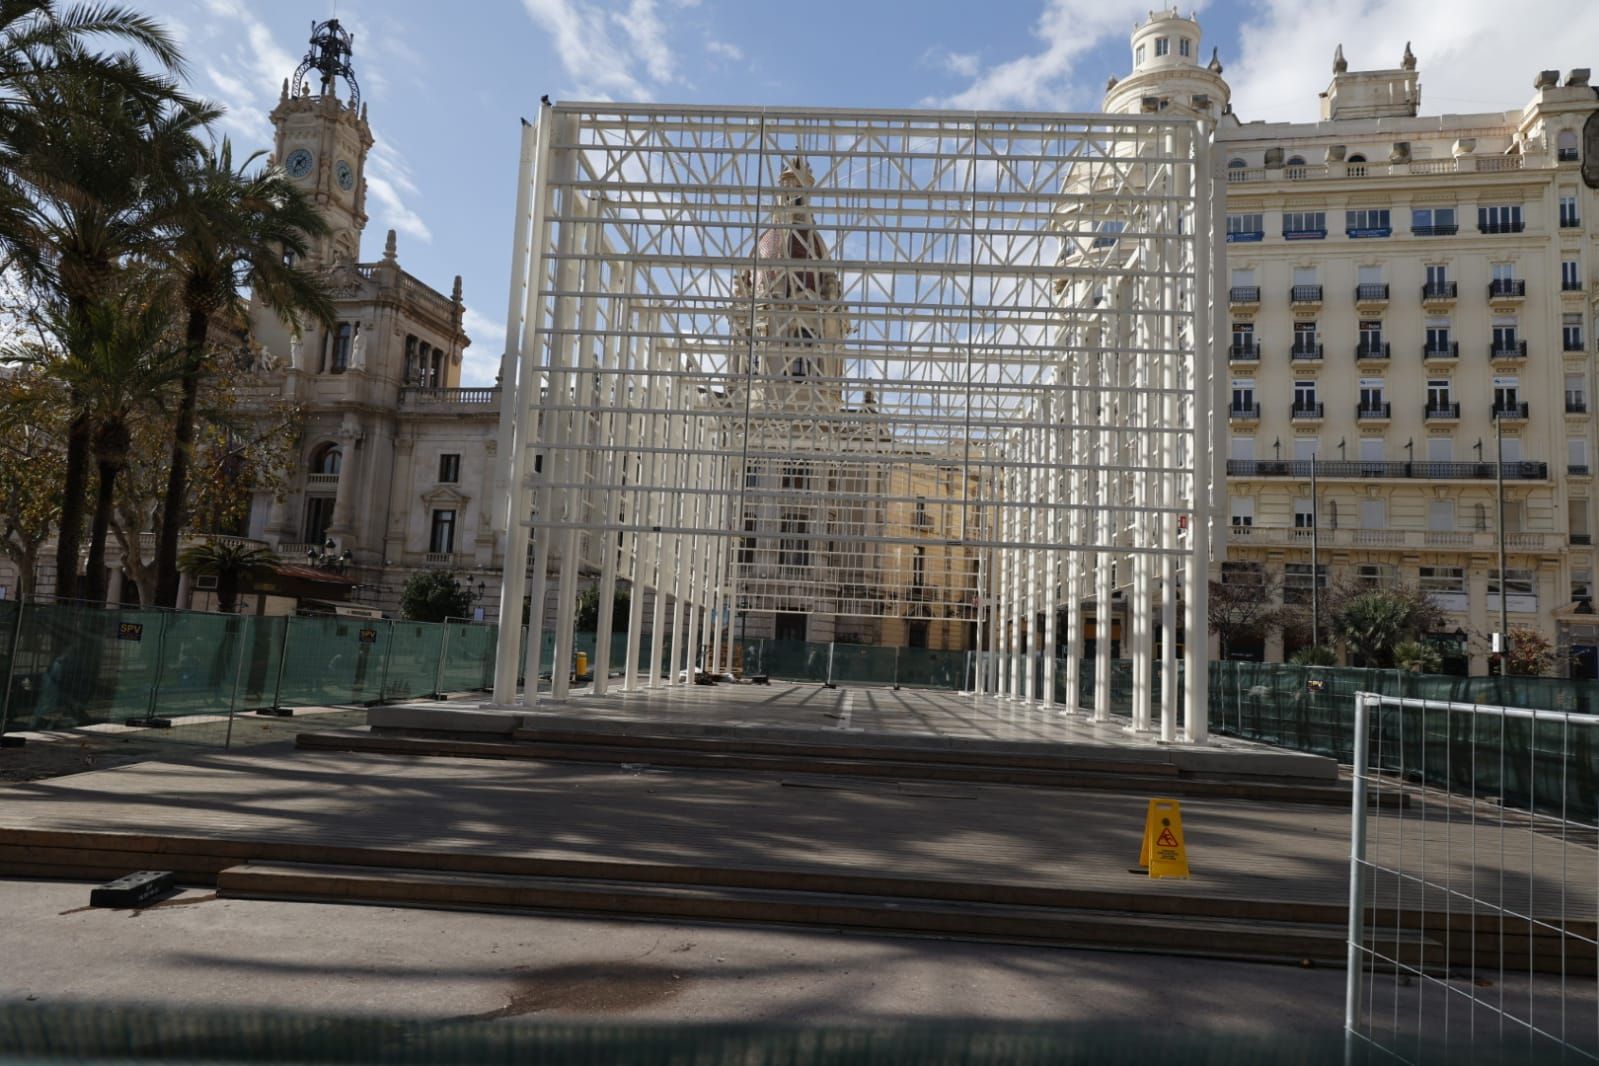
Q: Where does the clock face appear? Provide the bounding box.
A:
[335,160,355,191]
[285,148,313,179]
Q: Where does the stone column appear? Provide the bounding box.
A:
[325,422,360,548]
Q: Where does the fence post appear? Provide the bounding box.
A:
[0,599,25,737]
[826,641,836,688]
[1344,691,1374,1044]
[271,616,292,712]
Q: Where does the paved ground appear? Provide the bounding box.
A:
[0,745,1591,919]
[0,876,1358,1027]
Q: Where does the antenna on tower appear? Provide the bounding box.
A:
[292,18,360,106]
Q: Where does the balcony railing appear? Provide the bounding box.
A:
[1290,401,1325,419]
[1283,227,1328,240]
[424,551,456,566]
[1290,284,1323,303]
[1226,459,1547,481]
[1566,337,1588,353]
[1228,286,1261,303]
[1355,341,1390,361]
[1424,402,1462,420]
[305,472,340,489]
[1354,283,1390,302]
[1356,402,1392,420]
[1228,402,1262,420]
[1488,279,1527,299]
[1566,280,1586,292]
[1570,464,1591,476]
[1573,534,1594,546]
[1492,401,1531,420]
[1228,344,1260,362]
[1422,342,1459,361]
[399,386,502,408]
[1568,400,1589,414]
[1561,214,1582,229]
[1479,220,1526,234]
[1290,343,1324,361]
[1420,281,1457,300]
[1489,340,1528,360]
[1560,148,1580,162]
[1411,224,1459,236]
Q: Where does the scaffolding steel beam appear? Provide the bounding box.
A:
[493,102,1222,741]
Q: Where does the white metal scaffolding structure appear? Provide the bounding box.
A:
[492,102,1222,741]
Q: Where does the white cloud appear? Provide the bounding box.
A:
[614,0,674,84]
[931,0,1155,111]
[521,0,649,98]
[1226,0,1599,123]
[460,305,509,387]
[366,138,432,244]
[706,39,744,62]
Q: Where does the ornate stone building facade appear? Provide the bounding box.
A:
[1114,9,1599,674]
[241,21,502,617]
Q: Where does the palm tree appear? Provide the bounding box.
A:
[33,284,184,603]
[178,539,279,613]
[152,140,333,607]
[3,61,213,600]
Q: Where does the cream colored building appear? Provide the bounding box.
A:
[1113,9,1599,674]
[240,23,502,618]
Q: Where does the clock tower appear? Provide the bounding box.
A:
[270,18,373,264]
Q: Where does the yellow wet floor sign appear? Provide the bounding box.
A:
[1137,798,1190,879]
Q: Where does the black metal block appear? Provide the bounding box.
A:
[255,707,294,717]
[0,735,25,748]
[123,717,172,729]
[90,870,176,908]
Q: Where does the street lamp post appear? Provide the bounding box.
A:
[1310,452,1320,649]
[1495,415,1510,669]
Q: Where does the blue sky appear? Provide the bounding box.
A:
[140,1,1596,385]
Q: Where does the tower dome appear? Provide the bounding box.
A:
[1103,8,1229,119]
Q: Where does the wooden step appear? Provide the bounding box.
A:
[217,860,1361,964]
[297,730,1357,805]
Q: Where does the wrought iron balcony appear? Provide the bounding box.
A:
[1228,343,1260,362]
[1573,533,1593,546]
[1354,283,1390,303]
[1492,400,1531,421]
[1420,281,1457,301]
[1228,402,1261,420]
[1355,341,1390,361]
[1411,224,1459,236]
[1489,340,1528,361]
[1356,401,1392,420]
[1560,214,1582,229]
[1566,280,1586,292]
[1228,286,1261,304]
[1290,284,1322,304]
[1290,400,1324,420]
[1488,278,1526,299]
[1422,342,1459,362]
[1566,336,1588,353]
[1568,400,1589,414]
[1479,220,1525,234]
[1560,147,1580,162]
[1424,402,1461,421]
[1225,458,1547,481]
[1570,464,1591,476]
[1290,342,1324,361]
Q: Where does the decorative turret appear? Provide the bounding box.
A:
[1333,43,1347,74]
[1319,42,1421,120]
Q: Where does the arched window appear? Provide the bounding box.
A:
[1347,153,1367,163]
[431,345,445,387]
[404,335,419,384]
[1285,155,1307,180]
[1286,156,1306,167]
[1558,130,1579,162]
[1228,158,1247,170]
[310,442,342,475]
[418,342,433,387]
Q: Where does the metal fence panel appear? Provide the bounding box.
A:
[1346,692,1599,1062]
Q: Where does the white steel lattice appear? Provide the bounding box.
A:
[491,103,1222,739]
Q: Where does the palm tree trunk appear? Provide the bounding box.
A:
[53,407,92,602]
[84,454,121,606]
[154,310,209,608]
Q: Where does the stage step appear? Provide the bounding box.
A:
[297,729,1356,805]
[218,860,1361,965]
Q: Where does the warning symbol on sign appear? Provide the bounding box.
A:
[1136,798,1191,880]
